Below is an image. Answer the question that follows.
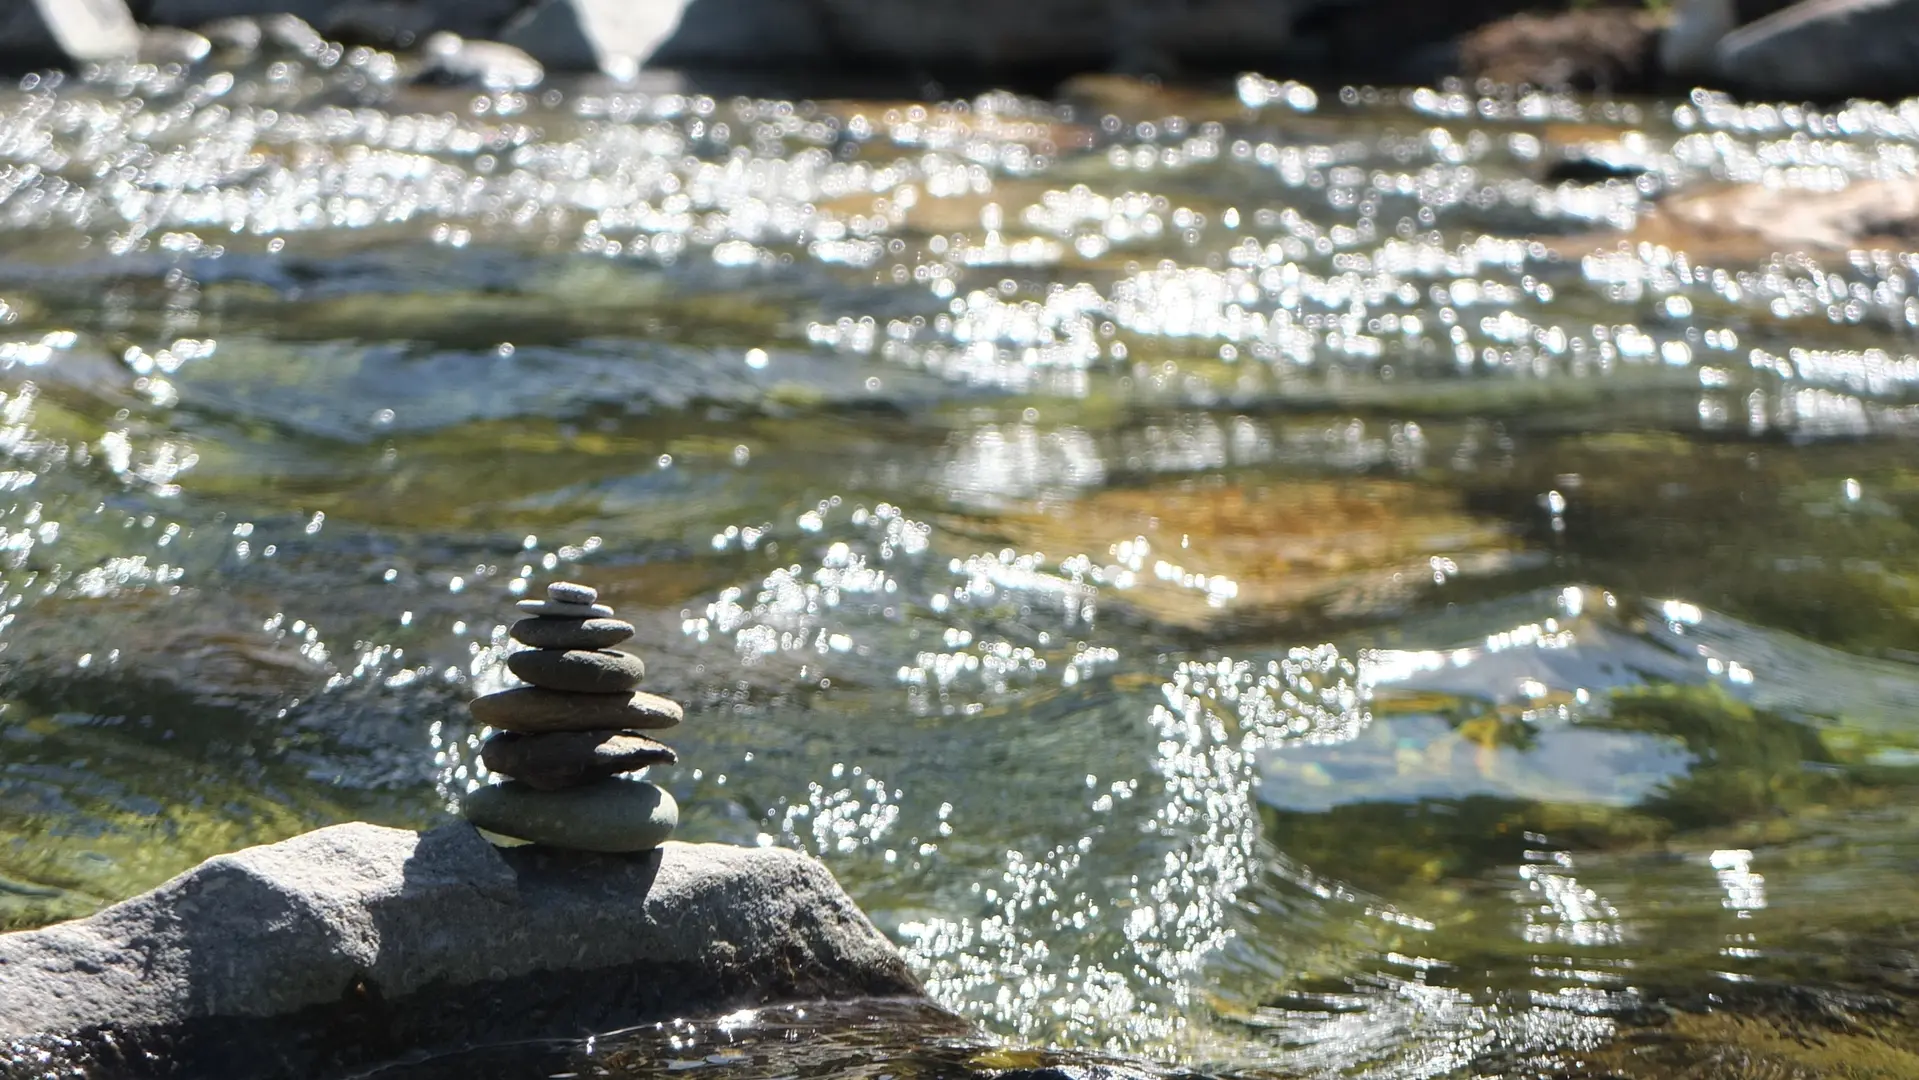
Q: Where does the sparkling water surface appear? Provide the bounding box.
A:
[1,50,1917,1080]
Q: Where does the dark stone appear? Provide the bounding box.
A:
[1718,0,1919,101]
[469,687,683,732]
[507,648,645,694]
[462,777,679,851]
[480,730,676,790]
[510,615,636,650]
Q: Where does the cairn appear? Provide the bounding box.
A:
[460,581,682,852]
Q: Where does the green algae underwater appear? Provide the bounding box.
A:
[0,53,1916,1079]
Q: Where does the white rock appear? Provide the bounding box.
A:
[0,823,922,1075]
[0,0,139,67]
[417,31,545,90]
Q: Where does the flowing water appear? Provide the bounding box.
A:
[1,46,1917,1080]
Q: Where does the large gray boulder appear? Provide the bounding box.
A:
[0,823,923,1078]
[1717,0,1919,99]
[0,0,139,68]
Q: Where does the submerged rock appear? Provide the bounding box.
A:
[1556,178,1919,262]
[0,823,923,1077]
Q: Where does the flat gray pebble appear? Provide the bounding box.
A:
[510,616,634,650]
[546,581,598,605]
[508,648,645,693]
[469,688,683,732]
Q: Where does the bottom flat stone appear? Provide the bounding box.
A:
[461,778,678,853]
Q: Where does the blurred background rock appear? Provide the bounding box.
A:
[6,0,1918,100]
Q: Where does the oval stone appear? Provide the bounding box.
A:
[507,648,645,693]
[462,778,678,853]
[481,730,676,791]
[469,688,683,732]
[510,616,635,650]
[516,598,616,618]
[546,581,598,605]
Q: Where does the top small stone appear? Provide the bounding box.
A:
[547,581,598,605]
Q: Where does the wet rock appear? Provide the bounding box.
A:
[481,730,677,791]
[256,13,328,58]
[463,777,680,851]
[137,26,213,66]
[469,687,684,732]
[1717,0,1919,101]
[510,615,636,650]
[517,597,617,618]
[507,647,646,693]
[197,15,263,53]
[414,31,545,91]
[0,823,922,1077]
[0,0,139,69]
[994,479,1520,633]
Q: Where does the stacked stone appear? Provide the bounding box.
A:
[460,581,683,853]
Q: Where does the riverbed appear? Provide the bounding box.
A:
[0,51,1916,1079]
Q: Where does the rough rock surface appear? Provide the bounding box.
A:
[0,0,139,67]
[1717,0,1919,100]
[0,823,922,1078]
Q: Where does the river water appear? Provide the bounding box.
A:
[1,48,1916,1080]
